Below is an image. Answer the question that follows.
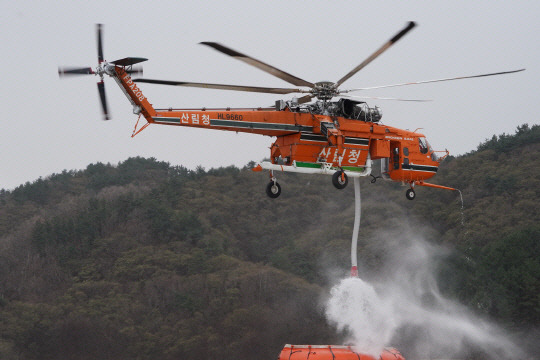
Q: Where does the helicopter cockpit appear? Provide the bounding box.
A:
[418,136,439,161]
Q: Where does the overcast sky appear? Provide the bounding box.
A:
[1,1,537,190]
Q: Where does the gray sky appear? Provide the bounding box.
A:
[1,1,537,190]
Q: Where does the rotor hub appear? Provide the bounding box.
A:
[312,81,339,101]
[95,64,104,77]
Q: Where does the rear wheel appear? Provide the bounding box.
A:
[266,181,281,198]
[332,171,348,189]
[406,188,416,200]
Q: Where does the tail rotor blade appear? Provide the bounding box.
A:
[58,67,94,77]
[97,23,104,63]
[97,81,110,120]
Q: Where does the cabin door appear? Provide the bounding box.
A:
[390,142,401,170]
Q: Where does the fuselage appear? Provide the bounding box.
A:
[147,106,441,183]
[114,66,448,193]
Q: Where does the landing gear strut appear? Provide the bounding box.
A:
[266,171,281,198]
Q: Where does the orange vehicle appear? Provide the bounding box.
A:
[59,23,523,200]
[277,344,405,360]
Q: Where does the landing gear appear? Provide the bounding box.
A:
[266,181,281,198]
[332,170,348,189]
[406,188,416,200]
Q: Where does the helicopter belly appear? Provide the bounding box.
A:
[390,166,438,182]
[272,133,370,168]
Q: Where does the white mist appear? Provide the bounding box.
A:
[326,277,394,356]
[324,236,523,359]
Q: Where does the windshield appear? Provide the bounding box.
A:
[419,137,440,161]
[418,137,430,154]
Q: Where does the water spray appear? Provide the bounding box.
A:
[285,178,480,360]
[457,189,465,226]
[322,184,523,360]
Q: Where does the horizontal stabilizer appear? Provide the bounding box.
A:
[111,57,148,66]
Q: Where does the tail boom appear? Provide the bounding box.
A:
[113,66,156,120]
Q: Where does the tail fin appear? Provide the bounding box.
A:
[111,64,156,120]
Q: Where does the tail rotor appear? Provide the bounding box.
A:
[58,24,145,120]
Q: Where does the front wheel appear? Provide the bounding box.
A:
[266,181,281,198]
[332,171,348,189]
[406,188,416,200]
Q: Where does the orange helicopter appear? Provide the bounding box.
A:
[59,22,524,200]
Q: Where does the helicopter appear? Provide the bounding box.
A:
[59,22,524,200]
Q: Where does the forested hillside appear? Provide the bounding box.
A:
[0,124,538,359]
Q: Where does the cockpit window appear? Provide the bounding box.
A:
[419,137,429,154]
[419,137,438,160]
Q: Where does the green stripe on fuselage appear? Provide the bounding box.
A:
[342,166,365,172]
[295,162,364,172]
[295,162,322,169]
[153,117,180,123]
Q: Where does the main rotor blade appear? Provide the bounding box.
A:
[341,94,432,102]
[335,21,416,87]
[97,24,104,63]
[134,78,305,94]
[342,68,526,93]
[125,66,143,76]
[200,42,315,88]
[97,81,110,120]
[58,67,94,77]
[297,95,313,104]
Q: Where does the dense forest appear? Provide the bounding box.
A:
[0,124,539,359]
